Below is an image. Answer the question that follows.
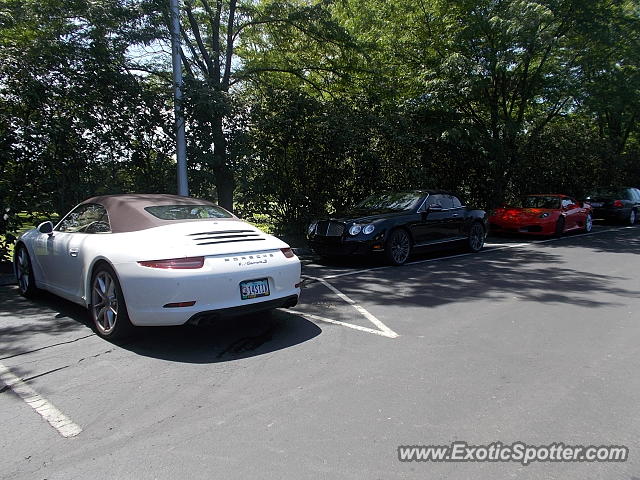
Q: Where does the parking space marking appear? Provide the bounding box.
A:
[318,226,636,281]
[285,276,399,339]
[282,309,396,337]
[0,362,82,438]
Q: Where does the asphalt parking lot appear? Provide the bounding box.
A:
[1,224,640,479]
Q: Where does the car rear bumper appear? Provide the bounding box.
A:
[113,252,301,326]
[186,295,299,325]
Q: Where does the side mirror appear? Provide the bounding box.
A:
[37,221,54,235]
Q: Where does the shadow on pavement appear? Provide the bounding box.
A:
[302,229,640,311]
[120,310,321,364]
[0,287,92,359]
[0,285,321,364]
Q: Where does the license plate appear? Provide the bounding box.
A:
[590,202,604,207]
[240,279,270,300]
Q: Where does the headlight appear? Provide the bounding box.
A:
[363,224,375,235]
[349,224,362,235]
[308,222,317,234]
[539,213,550,218]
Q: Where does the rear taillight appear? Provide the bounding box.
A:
[280,248,295,258]
[613,200,624,208]
[138,256,205,269]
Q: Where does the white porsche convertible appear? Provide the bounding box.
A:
[14,194,301,339]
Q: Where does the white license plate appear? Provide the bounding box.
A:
[590,202,604,207]
[240,279,270,300]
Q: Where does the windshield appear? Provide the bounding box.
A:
[355,192,422,212]
[145,205,232,220]
[516,196,561,209]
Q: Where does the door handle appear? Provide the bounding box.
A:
[452,213,460,217]
[69,248,79,257]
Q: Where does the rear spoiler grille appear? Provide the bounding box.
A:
[189,229,266,246]
[197,238,266,246]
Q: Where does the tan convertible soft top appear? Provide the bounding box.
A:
[80,194,236,233]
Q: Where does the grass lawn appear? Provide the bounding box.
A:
[1,212,59,262]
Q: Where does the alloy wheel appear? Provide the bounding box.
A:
[15,248,31,294]
[92,270,119,335]
[390,230,411,264]
[469,223,485,252]
[631,210,637,225]
[585,214,593,232]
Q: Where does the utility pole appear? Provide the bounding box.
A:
[169,0,189,196]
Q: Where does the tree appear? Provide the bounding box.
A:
[159,0,361,211]
[0,0,175,259]
[574,0,640,183]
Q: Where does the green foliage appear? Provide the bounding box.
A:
[0,0,175,258]
[1,0,640,260]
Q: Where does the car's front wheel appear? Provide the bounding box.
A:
[385,229,411,265]
[555,216,566,236]
[14,245,38,298]
[90,264,133,340]
[583,213,593,233]
[629,209,637,226]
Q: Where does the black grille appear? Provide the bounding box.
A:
[316,221,345,237]
[188,230,265,246]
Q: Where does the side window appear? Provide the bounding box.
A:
[425,194,443,208]
[625,189,635,201]
[451,196,462,208]
[561,198,573,209]
[633,188,640,202]
[56,204,111,233]
[439,196,454,209]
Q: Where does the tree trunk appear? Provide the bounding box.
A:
[211,116,234,211]
[215,164,234,212]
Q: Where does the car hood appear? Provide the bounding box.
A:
[491,208,556,219]
[323,209,407,224]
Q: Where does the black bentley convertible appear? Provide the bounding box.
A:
[307,190,488,265]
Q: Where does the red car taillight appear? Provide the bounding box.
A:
[280,248,295,258]
[138,256,205,269]
[613,200,624,208]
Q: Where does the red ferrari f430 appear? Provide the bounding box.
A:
[489,194,593,236]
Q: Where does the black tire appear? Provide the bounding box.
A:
[384,229,412,266]
[554,216,565,236]
[13,245,38,298]
[90,263,133,340]
[467,222,486,253]
[629,209,637,226]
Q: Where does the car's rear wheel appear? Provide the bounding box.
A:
[90,264,133,340]
[385,229,411,265]
[14,245,38,298]
[629,209,637,226]
[468,222,485,252]
[555,216,565,236]
[583,213,593,233]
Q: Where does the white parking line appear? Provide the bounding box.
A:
[292,225,636,337]
[282,309,396,337]
[285,276,399,339]
[320,226,635,280]
[0,362,82,438]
